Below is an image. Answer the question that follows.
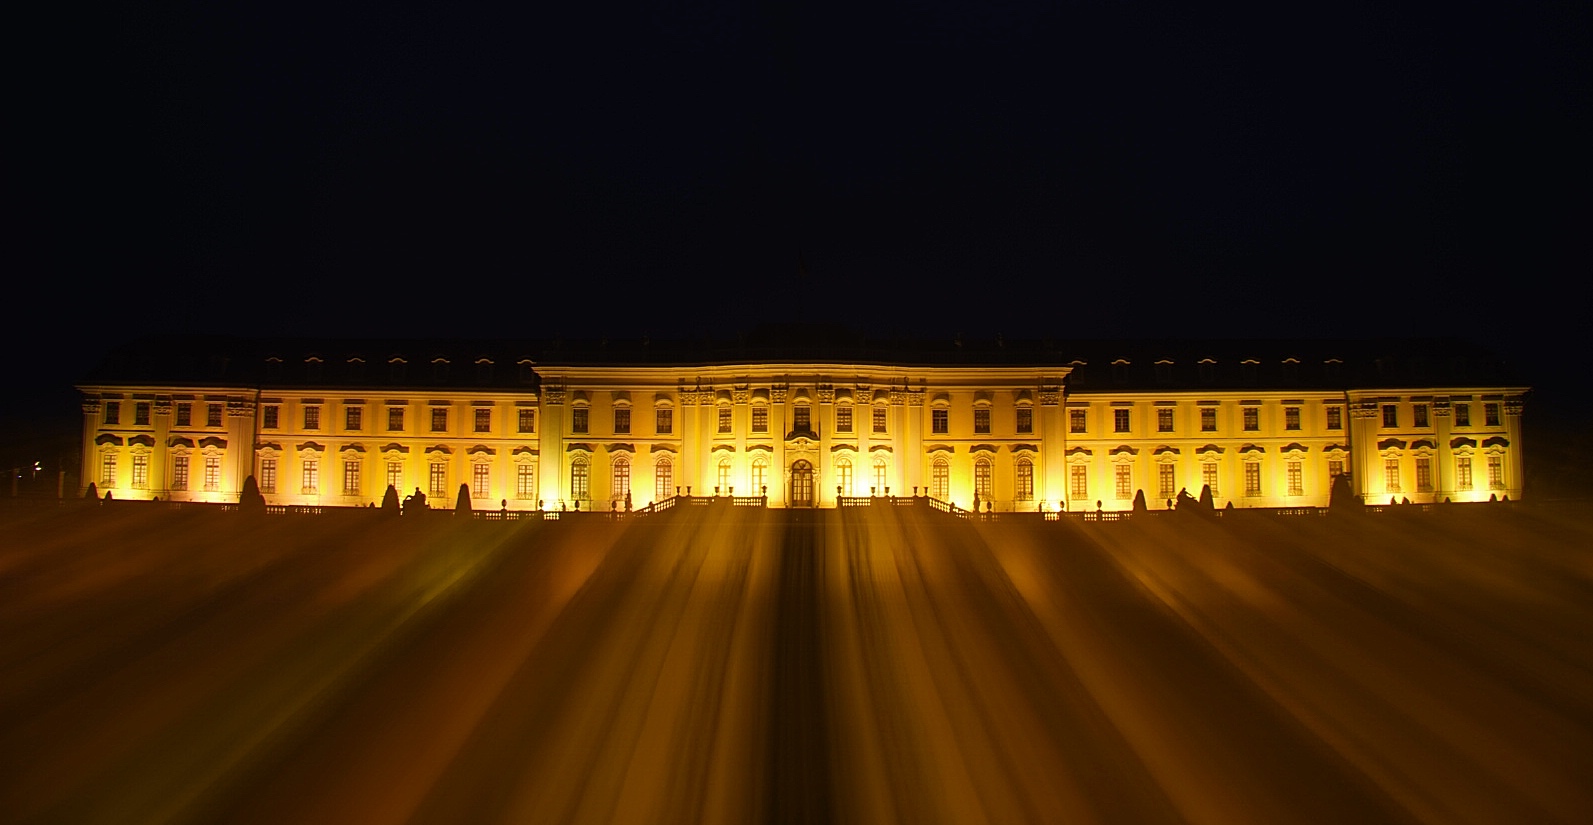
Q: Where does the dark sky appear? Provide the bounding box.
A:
[11,1,1589,419]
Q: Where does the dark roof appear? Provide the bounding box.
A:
[78,331,1525,393]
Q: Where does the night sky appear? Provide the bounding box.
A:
[9,2,1589,469]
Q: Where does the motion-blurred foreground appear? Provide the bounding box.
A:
[2,504,1590,824]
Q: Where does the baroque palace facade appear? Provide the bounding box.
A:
[77,332,1528,511]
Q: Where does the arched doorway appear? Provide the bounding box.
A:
[790,459,814,507]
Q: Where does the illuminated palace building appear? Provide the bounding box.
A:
[78,332,1528,511]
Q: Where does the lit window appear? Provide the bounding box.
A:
[612,409,629,435]
[262,406,279,429]
[1454,403,1471,427]
[612,458,630,501]
[1202,462,1218,497]
[836,458,852,496]
[1159,464,1175,499]
[1287,461,1302,496]
[388,407,405,431]
[303,406,320,430]
[1244,462,1261,496]
[1416,457,1432,492]
[1069,409,1086,434]
[570,459,589,500]
[1070,466,1088,500]
[836,406,853,433]
[655,459,673,501]
[1384,458,1401,493]
[1115,465,1132,499]
[431,408,448,432]
[344,460,362,495]
[572,408,588,434]
[1413,404,1429,428]
[718,458,733,493]
[1284,407,1300,431]
[208,404,224,427]
[103,401,120,425]
[794,406,811,431]
[754,458,769,495]
[134,403,150,426]
[718,406,732,434]
[872,407,887,434]
[176,402,192,427]
[1243,407,1259,431]
[346,407,362,431]
[387,461,402,491]
[100,453,116,486]
[1016,408,1033,434]
[1157,408,1174,433]
[1382,405,1398,428]
[259,458,276,493]
[474,463,491,498]
[1487,455,1503,489]
[519,408,537,433]
[516,464,535,499]
[872,458,887,494]
[172,456,189,490]
[131,454,148,489]
[476,408,493,433]
[301,458,318,494]
[1485,403,1501,427]
[655,408,672,434]
[751,407,766,433]
[1016,458,1034,500]
[1326,406,1342,430]
[932,459,949,499]
[1328,459,1344,478]
[429,462,447,496]
[204,457,220,491]
[1200,407,1216,432]
[974,459,992,499]
[1456,457,1472,489]
[932,409,948,434]
[1114,409,1130,433]
[974,408,990,434]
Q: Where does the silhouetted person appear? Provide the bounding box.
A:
[1132,489,1148,512]
[455,483,471,514]
[382,484,400,515]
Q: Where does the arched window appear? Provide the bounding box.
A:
[571,457,590,501]
[872,457,888,495]
[931,458,949,500]
[1015,457,1033,500]
[655,457,673,501]
[836,457,853,496]
[975,458,993,499]
[717,458,732,493]
[751,456,767,495]
[612,456,630,501]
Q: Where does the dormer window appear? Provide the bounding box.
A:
[475,359,493,384]
[389,358,408,382]
[1197,358,1216,384]
[431,358,449,382]
[1111,359,1130,383]
[305,357,324,382]
[347,357,366,381]
[1154,360,1174,383]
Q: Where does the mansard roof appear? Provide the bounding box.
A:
[78,331,1524,393]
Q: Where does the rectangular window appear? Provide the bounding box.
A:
[429,462,447,496]
[516,464,536,499]
[1284,407,1301,431]
[793,406,810,431]
[172,455,189,490]
[1114,465,1132,500]
[1201,407,1217,432]
[932,462,949,500]
[611,408,628,435]
[207,404,224,427]
[473,463,490,498]
[1326,406,1343,430]
[1328,459,1344,478]
[932,408,948,434]
[1114,409,1130,433]
[1243,407,1259,431]
[343,460,361,495]
[656,461,674,501]
[571,408,588,434]
[1382,405,1398,428]
[303,406,320,430]
[1157,408,1174,433]
[104,401,120,425]
[388,407,405,431]
[1069,409,1086,434]
[519,408,537,433]
[836,406,853,433]
[1159,464,1175,499]
[301,458,318,494]
[387,461,402,491]
[1016,408,1033,434]
[262,405,279,429]
[974,408,990,434]
[1485,403,1501,427]
[1244,462,1261,496]
[717,406,732,433]
[1287,461,1303,496]
[346,407,362,431]
[1202,463,1219,498]
[1454,403,1471,427]
[1416,457,1432,492]
[134,403,150,426]
[1384,458,1401,493]
[751,407,767,433]
[476,408,493,433]
[1487,455,1503,489]
[1070,465,1088,500]
[259,458,276,494]
[655,408,672,434]
[100,453,116,486]
[176,402,192,427]
[431,408,448,432]
[1456,457,1473,489]
[873,406,887,434]
[571,462,590,500]
[203,457,220,491]
[132,454,148,489]
[1414,404,1429,428]
[973,461,991,499]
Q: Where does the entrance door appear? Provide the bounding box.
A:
[790,460,814,507]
